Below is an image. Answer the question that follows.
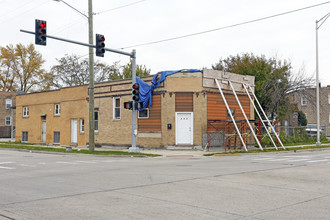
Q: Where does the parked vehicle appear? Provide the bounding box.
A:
[305,124,324,137]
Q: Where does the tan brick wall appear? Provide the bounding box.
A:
[160,92,175,147]
[16,86,88,146]
[193,92,207,146]
[94,94,133,146]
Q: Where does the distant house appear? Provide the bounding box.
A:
[0,91,16,138]
[290,85,330,136]
[15,69,256,149]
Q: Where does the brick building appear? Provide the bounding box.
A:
[15,86,88,145]
[93,69,255,148]
[291,85,330,136]
[15,69,256,148]
[0,91,16,138]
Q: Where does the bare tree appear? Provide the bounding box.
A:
[51,54,122,88]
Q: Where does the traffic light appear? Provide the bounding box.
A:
[124,101,133,110]
[132,83,139,101]
[96,34,105,57]
[135,101,143,110]
[35,19,47,46]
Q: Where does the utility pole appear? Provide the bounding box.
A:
[315,12,330,146]
[88,0,95,152]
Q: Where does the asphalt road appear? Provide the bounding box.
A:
[1,148,330,220]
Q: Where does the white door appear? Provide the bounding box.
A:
[41,121,46,143]
[176,112,193,145]
[71,119,78,144]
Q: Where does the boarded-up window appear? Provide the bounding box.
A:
[138,95,161,131]
[175,93,193,112]
[207,93,250,120]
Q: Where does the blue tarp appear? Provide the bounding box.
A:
[137,69,202,110]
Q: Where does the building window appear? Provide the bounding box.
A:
[328,95,330,105]
[227,108,236,118]
[329,113,330,124]
[94,110,98,132]
[301,96,307,106]
[6,99,12,109]
[54,104,61,116]
[5,116,11,126]
[22,131,28,142]
[113,97,121,120]
[138,108,149,119]
[54,132,60,144]
[80,118,85,133]
[23,106,29,117]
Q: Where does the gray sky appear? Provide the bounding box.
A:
[1,0,330,86]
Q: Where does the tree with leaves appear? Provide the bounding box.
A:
[298,111,307,126]
[212,53,313,120]
[122,61,150,79]
[0,43,52,92]
[51,54,122,88]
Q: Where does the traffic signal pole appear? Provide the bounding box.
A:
[20,30,132,56]
[129,49,139,153]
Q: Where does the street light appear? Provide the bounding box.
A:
[54,0,95,152]
[315,12,330,146]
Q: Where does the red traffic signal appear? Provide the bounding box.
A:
[35,19,47,46]
[132,83,140,101]
[124,101,133,110]
[96,34,105,57]
[40,22,46,29]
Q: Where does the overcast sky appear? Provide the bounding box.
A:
[1,0,330,86]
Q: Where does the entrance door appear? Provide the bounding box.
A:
[175,112,193,145]
[71,119,78,144]
[41,121,46,143]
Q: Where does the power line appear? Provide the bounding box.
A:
[95,0,146,15]
[0,1,48,25]
[121,1,330,49]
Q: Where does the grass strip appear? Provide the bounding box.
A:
[0,143,161,157]
[204,144,330,156]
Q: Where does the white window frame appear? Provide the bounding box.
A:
[80,118,85,133]
[23,106,29,117]
[113,97,121,120]
[301,96,307,106]
[138,108,149,119]
[328,94,330,105]
[5,116,11,126]
[6,99,12,109]
[94,110,99,132]
[329,113,330,124]
[54,104,61,116]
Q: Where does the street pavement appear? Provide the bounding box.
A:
[0,147,330,219]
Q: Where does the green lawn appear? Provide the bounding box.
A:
[0,143,161,157]
[204,144,330,156]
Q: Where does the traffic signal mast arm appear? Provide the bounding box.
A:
[20,29,134,58]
